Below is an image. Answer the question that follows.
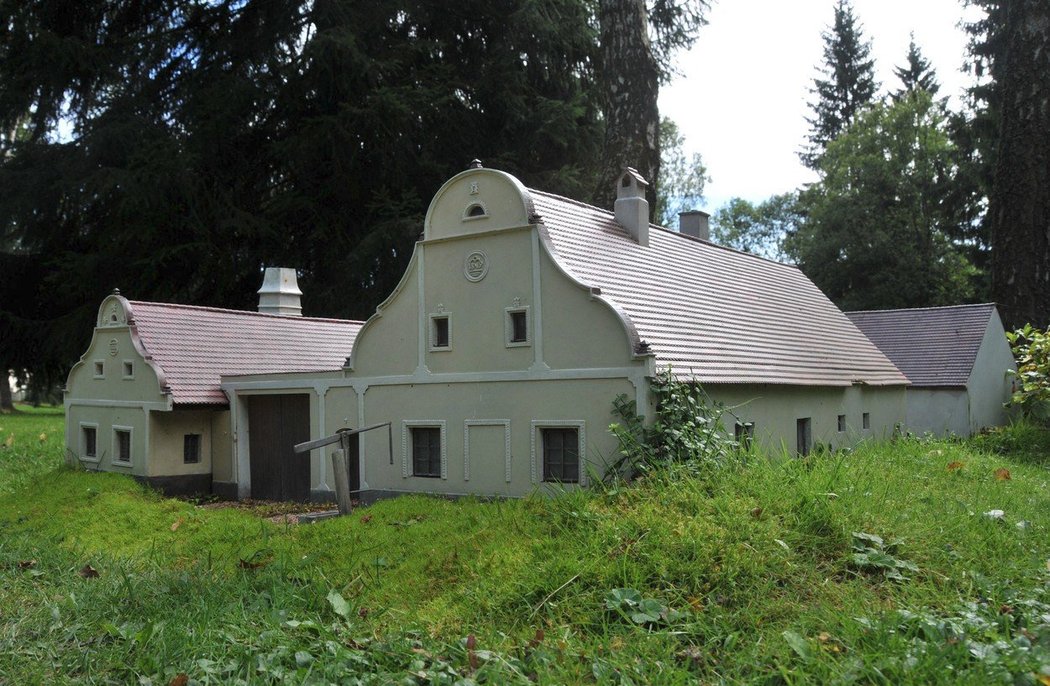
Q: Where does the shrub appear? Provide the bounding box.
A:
[1005,324,1050,422]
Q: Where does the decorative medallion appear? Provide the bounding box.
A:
[109,339,119,357]
[469,181,480,195]
[464,250,489,282]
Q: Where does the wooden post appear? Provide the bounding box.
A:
[330,448,352,515]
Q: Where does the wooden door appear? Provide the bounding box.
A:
[248,394,311,501]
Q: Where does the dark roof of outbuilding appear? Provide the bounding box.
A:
[530,191,908,387]
[845,303,998,388]
[128,301,362,405]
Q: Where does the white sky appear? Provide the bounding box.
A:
[659,0,983,212]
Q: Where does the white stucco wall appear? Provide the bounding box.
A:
[905,388,970,437]
[966,311,1015,433]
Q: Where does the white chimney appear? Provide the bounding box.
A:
[678,210,710,241]
[257,267,303,316]
[615,168,650,247]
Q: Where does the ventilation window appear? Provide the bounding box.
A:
[82,426,97,459]
[114,429,132,464]
[122,361,134,379]
[430,314,451,351]
[796,418,812,457]
[837,414,846,432]
[505,307,530,347]
[734,422,754,450]
[184,434,202,464]
[93,361,104,378]
[463,203,487,220]
[862,412,871,430]
[621,175,631,187]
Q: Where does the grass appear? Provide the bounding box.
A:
[1,411,1049,684]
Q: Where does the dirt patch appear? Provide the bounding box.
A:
[190,496,359,523]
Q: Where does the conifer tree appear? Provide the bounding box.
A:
[801,0,878,170]
[892,36,940,100]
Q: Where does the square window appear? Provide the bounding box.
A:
[837,414,846,432]
[184,434,201,464]
[430,315,450,350]
[114,429,131,463]
[411,427,442,477]
[862,412,871,430]
[542,428,580,483]
[94,361,104,377]
[123,361,134,378]
[734,421,754,450]
[83,427,97,458]
[506,308,529,345]
[796,418,812,457]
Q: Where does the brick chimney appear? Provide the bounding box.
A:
[615,168,650,246]
[678,210,710,241]
[257,267,303,316]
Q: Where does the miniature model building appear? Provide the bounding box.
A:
[219,165,907,501]
[68,165,911,501]
[63,269,362,497]
[846,304,1015,437]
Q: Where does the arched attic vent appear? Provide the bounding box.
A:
[463,202,488,221]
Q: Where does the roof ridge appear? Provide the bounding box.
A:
[128,299,364,325]
[528,188,799,270]
[846,303,997,316]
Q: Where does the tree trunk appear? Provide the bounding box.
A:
[990,0,1050,329]
[594,0,660,211]
[1,367,13,413]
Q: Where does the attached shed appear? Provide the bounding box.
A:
[846,304,1015,437]
[64,271,362,497]
[221,165,909,501]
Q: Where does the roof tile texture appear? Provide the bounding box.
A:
[128,301,362,405]
[846,304,997,387]
[531,191,908,386]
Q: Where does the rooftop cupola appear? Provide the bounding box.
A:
[615,167,650,246]
[257,267,303,316]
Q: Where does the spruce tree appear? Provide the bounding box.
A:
[892,36,940,100]
[801,0,878,170]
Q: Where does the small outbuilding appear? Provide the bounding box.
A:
[846,303,1016,437]
[64,269,362,497]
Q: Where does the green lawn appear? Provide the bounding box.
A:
[1,409,1048,684]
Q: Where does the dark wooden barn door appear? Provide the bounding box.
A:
[248,394,311,501]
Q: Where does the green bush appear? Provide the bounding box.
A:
[1005,324,1050,422]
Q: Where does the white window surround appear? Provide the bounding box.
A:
[79,422,100,463]
[462,201,489,221]
[93,360,105,379]
[463,419,512,482]
[401,420,447,479]
[530,420,587,486]
[122,360,135,379]
[504,306,531,348]
[111,425,133,468]
[428,313,452,352]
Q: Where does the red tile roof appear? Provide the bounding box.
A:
[531,191,908,387]
[846,304,998,388]
[127,301,362,405]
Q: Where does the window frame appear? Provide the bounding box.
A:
[79,422,100,463]
[183,433,202,464]
[401,420,447,479]
[504,306,531,348]
[111,426,133,467]
[734,421,755,450]
[429,313,452,352]
[796,417,812,457]
[862,412,871,430]
[531,420,586,486]
[122,360,135,379]
[837,414,847,432]
[93,360,105,379]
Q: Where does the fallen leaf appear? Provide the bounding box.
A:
[357,606,370,618]
[78,564,99,578]
[817,632,832,643]
[995,468,1011,480]
[676,646,704,664]
[750,507,763,519]
[466,634,478,671]
[38,432,47,442]
[687,596,705,613]
[238,559,263,570]
[170,517,184,532]
[3,434,12,448]
[1037,674,1050,686]
[360,515,373,524]
[18,560,36,570]
[169,675,189,686]
[946,461,964,472]
[528,628,545,648]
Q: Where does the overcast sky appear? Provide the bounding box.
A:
[659,0,983,213]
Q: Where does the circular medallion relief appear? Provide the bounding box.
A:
[109,339,119,357]
[464,250,489,282]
